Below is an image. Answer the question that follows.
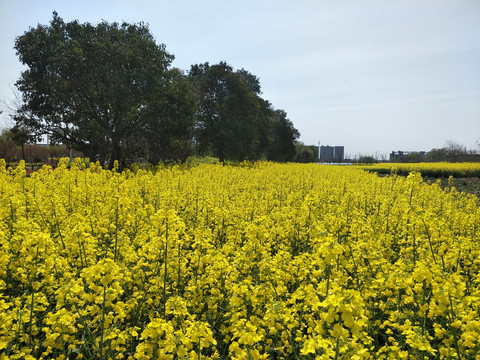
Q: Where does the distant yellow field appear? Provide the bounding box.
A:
[355,161,480,177]
[1,159,479,359]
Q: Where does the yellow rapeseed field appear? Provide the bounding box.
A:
[1,159,479,359]
[355,162,480,178]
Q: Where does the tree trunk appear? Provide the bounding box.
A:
[109,143,119,170]
[109,141,126,171]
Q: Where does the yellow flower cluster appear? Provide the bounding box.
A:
[1,159,479,359]
[356,162,480,178]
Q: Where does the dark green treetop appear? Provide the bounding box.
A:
[14,12,193,168]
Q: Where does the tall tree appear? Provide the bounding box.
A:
[143,68,197,164]
[267,109,299,162]
[189,62,271,162]
[14,12,190,168]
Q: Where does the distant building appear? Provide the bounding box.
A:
[320,145,344,162]
[334,146,344,162]
[320,146,334,161]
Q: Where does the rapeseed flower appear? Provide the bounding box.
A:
[0,160,479,358]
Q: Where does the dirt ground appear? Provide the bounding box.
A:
[424,176,480,200]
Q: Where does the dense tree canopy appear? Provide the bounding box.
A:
[267,110,300,162]
[189,62,299,163]
[189,62,267,162]
[13,13,300,167]
[14,12,194,168]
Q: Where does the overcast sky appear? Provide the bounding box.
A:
[1,0,479,158]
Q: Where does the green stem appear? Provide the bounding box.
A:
[28,245,39,349]
[28,290,34,347]
[51,204,66,250]
[163,219,169,317]
[422,219,437,265]
[114,198,119,261]
[448,293,462,360]
[9,198,14,239]
[334,337,340,360]
[325,264,331,296]
[413,226,416,267]
[177,242,181,295]
[100,285,106,359]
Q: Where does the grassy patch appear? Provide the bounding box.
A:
[424,176,480,200]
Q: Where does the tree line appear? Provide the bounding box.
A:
[6,12,300,169]
[354,140,480,164]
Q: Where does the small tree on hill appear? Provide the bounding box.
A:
[3,124,37,160]
[0,129,19,166]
